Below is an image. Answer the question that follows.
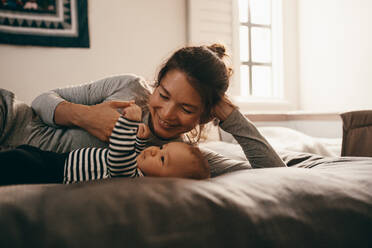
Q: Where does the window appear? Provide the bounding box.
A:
[237,0,283,99]
[187,0,297,111]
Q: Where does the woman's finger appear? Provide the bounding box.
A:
[109,100,134,109]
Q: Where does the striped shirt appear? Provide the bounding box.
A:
[63,116,147,184]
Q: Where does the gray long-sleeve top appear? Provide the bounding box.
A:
[0,74,285,176]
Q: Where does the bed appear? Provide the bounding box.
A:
[0,111,372,247]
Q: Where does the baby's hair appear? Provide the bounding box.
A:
[185,145,210,180]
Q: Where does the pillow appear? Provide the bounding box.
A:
[219,126,339,157]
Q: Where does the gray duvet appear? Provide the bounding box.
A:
[0,152,371,248]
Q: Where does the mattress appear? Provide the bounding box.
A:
[0,150,371,247]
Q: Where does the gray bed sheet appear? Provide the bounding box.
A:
[0,150,371,248]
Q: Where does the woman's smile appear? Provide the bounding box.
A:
[156,113,178,129]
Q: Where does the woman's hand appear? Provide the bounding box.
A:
[86,101,137,141]
[55,100,134,142]
[213,96,236,122]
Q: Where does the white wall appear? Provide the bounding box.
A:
[298,0,372,112]
[0,0,187,104]
[2,0,371,113]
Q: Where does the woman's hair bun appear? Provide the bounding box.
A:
[207,43,227,59]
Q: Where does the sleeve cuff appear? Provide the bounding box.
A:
[219,108,242,130]
[136,136,149,144]
[31,92,65,128]
[116,116,141,129]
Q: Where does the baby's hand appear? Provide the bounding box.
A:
[137,123,150,139]
[123,103,142,122]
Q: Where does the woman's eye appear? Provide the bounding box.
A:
[182,108,193,114]
[159,92,169,100]
[160,145,163,150]
[161,156,164,163]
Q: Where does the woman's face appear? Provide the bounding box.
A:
[148,69,203,139]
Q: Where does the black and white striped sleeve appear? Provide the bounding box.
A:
[135,136,148,155]
[107,116,141,178]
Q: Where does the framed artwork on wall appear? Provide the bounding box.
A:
[0,0,89,48]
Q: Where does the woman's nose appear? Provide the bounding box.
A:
[161,102,176,120]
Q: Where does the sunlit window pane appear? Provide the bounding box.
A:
[238,0,281,99]
[240,65,249,97]
[251,27,271,63]
[239,26,249,62]
[238,0,248,23]
[250,0,271,25]
[252,66,272,97]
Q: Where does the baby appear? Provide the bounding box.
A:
[0,103,210,185]
[63,103,210,183]
[64,103,210,183]
[0,103,210,186]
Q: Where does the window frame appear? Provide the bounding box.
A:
[230,0,298,112]
[240,0,273,97]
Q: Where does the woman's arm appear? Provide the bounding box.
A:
[213,97,286,168]
[31,75,151,142]
[54,101,132,142]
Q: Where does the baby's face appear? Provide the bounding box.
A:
[137,142,196,178]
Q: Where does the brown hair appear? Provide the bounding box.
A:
[155,43,233,143]
[184,145,210,180]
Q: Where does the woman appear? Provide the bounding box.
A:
[0,44,285,175]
